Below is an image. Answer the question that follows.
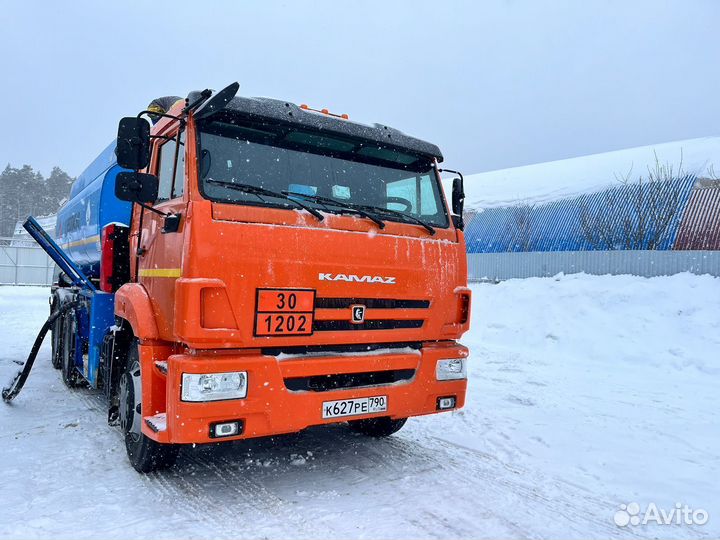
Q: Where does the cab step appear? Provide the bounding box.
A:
[145,413,167,433]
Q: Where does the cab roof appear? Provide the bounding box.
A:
[187,91,444,163]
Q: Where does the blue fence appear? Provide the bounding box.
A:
[468,250,720,281]
[465,176,697,253]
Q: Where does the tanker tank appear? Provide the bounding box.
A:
[55,142,132,278]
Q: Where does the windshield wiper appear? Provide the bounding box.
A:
[207,180,324,221]
[284,191,435,234]
[282,191,386,230]
[354,204,436,235]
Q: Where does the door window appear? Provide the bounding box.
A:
[156,131,186,201]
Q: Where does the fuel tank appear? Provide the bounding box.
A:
[55,142,132,277]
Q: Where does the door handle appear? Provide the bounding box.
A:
[162,213,181,234]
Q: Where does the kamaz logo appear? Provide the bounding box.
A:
[319,273,396,284]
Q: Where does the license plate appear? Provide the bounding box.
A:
[322,396,388,419]
[255,288,315,336]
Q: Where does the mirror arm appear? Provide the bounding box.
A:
[438,167,465,200]
[136,201,169,218]
[135,204,146,269]
[135,110,182,122]
[438,168,464,185]
[438,168,466,230]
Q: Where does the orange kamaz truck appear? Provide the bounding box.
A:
[21,83,471,472]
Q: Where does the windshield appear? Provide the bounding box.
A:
[197,120,449,228]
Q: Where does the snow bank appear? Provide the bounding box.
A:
[448,136,720,210]
[424,272,720,538]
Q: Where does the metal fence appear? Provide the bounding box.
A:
[5,237,719,286]
[0,239,54,286]
[468,250,720,281]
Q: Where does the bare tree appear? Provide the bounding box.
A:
[579,184,628,250]
[508,202,535,251]
[578,152,692,250]
[706,164,719,181]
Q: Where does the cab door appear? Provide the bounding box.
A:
[135,129,188,341]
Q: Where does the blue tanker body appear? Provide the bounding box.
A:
[56,142,133,277]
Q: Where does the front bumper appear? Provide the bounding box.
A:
[139,341,468,444]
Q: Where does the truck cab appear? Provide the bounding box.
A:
[54,85,471,472]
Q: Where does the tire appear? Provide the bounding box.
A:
[119,340,178,473]
[61,311,81,387]
[50,302,63,370]
[348,417,407,437]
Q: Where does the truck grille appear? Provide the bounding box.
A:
[314,319,423,331]
[313,296,428,332]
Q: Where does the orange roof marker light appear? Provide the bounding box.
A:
[299,103,349,120]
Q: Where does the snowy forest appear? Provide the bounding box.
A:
[0,165,74,237]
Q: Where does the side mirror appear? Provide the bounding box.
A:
[115,117,151,170]
[452,177,465,230]
[115,172,159,203]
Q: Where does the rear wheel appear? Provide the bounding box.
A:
[119,340,178,473]
[61,311,81,387]
[50,301,62,370]
[348,417,407,437]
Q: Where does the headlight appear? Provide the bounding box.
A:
[436,359,467,380]
[181,372,248,402]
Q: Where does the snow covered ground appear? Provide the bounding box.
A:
[1,274,718,539]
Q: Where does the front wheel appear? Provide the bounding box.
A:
[348,417,407,437]
[119,340,178,473]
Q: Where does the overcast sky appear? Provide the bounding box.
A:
[0,0,718,178]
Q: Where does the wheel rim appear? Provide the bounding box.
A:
[119,361,142,442]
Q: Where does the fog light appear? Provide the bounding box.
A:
[437,396,456,410]
[181,371,248,402]
[436,358,467,380]
[210,420,243,438]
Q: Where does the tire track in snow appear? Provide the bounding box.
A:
[140,448,318,539]
[421,433,632,538]
[141,428,467,539]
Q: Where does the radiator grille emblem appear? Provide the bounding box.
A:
[350,304,366,324]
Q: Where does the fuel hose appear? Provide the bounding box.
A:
[2,302,74,403]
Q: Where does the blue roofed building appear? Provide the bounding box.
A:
[449,137,720,279]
